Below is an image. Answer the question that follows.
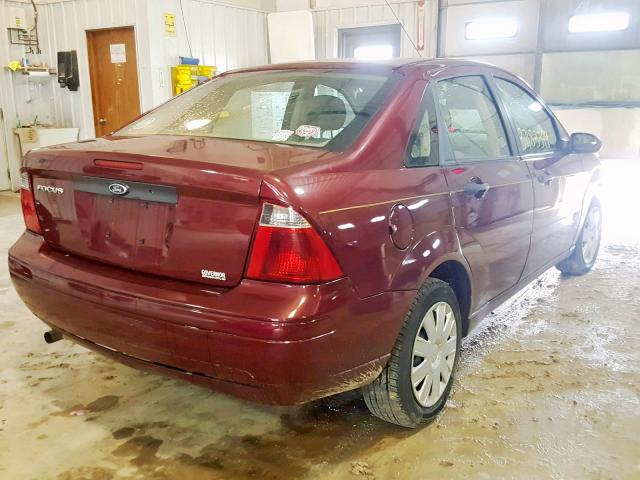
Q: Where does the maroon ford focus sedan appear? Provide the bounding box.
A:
[9,59,602,427]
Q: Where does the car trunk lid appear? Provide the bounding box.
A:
[25,135,322,287]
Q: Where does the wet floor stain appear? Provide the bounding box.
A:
[112,435,164,466]
[112,427,135,440]
[87,395,120,413]
[98,395,410,480]
[56,466,116,480]
[50,395,121,418]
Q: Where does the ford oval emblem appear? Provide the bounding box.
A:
[108,183,130,196]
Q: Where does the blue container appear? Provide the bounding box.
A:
[179,56,200,65]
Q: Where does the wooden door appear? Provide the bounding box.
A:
[87,27,141,137]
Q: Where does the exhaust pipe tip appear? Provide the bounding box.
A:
[44,330,63,344]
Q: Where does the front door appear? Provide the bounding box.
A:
[87,27,141,137]
[491,77,589,277]
[435,74,534,307]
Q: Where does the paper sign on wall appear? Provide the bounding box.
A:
[110,43,126,63]
[164,13,176,37]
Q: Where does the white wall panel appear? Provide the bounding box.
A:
[268,10,315,62]
[186,0,269,71]
[443,0,540,57]
[0,1,21,190]
[541,50,640,104]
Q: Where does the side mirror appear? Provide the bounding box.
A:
[570,132,601,154]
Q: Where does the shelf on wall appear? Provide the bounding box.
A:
[4,66,57,76]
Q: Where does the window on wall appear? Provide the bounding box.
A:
[435,76,510,162]
[354,45,394,61]
[494,78,558,155]
[465,19,519,40]
[568,11,630,33]
[339,24,401,59]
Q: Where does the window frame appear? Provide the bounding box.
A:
[487,75,568,160]
[404,82,440,168]
[430,73,519,166]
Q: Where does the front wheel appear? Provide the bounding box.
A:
[361,278,461,428]
[556,201,602,275]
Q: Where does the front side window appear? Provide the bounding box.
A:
[435,76,510,162]
[118,70,395,150]
[494,78,558,155]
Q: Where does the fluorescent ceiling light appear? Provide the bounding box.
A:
[466,19,518,40]
[354,44,393,61]
[568,12,630,33]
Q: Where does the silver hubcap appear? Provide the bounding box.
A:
[582,206,601,265]
[411,302,457,408]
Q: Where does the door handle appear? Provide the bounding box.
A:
[98,118,107,124]
[463,177,490,199]
[537,170,553,186]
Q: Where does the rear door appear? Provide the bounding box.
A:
[435,73,534,307]
[87,27,141,137]
[490,76,588,276]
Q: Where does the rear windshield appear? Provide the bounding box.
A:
[117,69,397,150]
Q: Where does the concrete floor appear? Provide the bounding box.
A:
[1,161,639,480]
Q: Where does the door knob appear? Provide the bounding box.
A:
[463,177,490,199]
[98,118,107,124]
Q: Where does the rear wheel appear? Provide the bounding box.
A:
[362,278,461,428]
[556,201,602,275]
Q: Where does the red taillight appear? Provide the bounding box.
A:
[246,203,343,284]
[19,172,42,235]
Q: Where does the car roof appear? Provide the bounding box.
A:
[223,58,512,76]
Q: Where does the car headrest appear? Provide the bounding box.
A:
[301,95,348,131]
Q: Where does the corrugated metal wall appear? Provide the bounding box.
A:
[34,0,268,136]
[185,0,269,72]
[36,0,152,141]
[0,2,14,191]
[0,0,269,190]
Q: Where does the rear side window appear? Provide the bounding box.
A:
[435,75,510,162]
[406,86,438,167]
[494,78,558,155]
[117,70,396,151]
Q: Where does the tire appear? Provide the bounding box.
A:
[362,278,462,428]
[556,200,602,276]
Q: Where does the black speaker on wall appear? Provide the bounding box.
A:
[57,50,79,91]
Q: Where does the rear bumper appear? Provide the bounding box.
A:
[9,232,414,404]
